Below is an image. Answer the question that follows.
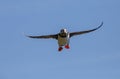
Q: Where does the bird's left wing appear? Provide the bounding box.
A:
[26,34,58,39]
[70,22,103,37]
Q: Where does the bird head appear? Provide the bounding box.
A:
[60,29,67,33]
[59,29,68,37]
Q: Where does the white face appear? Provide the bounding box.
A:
[60,29,67,33]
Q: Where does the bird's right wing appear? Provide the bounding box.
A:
[70,22,103,37]
[26,34,58,39]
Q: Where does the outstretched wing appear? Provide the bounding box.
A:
[70,22,103,37]
[26,34,58,39]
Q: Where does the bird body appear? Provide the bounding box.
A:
[58,34,69,46]
[27,22,103,51]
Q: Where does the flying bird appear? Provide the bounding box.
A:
[27,22,103,51]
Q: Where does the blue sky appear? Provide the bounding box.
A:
[0,0,120,79]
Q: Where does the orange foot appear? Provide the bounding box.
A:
[58,47,63,51]
[65,45,70,49]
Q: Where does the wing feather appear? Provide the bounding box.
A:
[26,34,58,39]
[70,22,103,37]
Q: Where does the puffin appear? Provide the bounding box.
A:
[27,22,103,51]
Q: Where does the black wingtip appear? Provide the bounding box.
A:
[23,33,32,38]
[25,35,35,38]
[23,32,28,37]
[90,22,103,32]
[96,21,103,29]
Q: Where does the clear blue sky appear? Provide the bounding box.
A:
[0,0,120,79]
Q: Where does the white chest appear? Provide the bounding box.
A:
[58,35,69,46]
